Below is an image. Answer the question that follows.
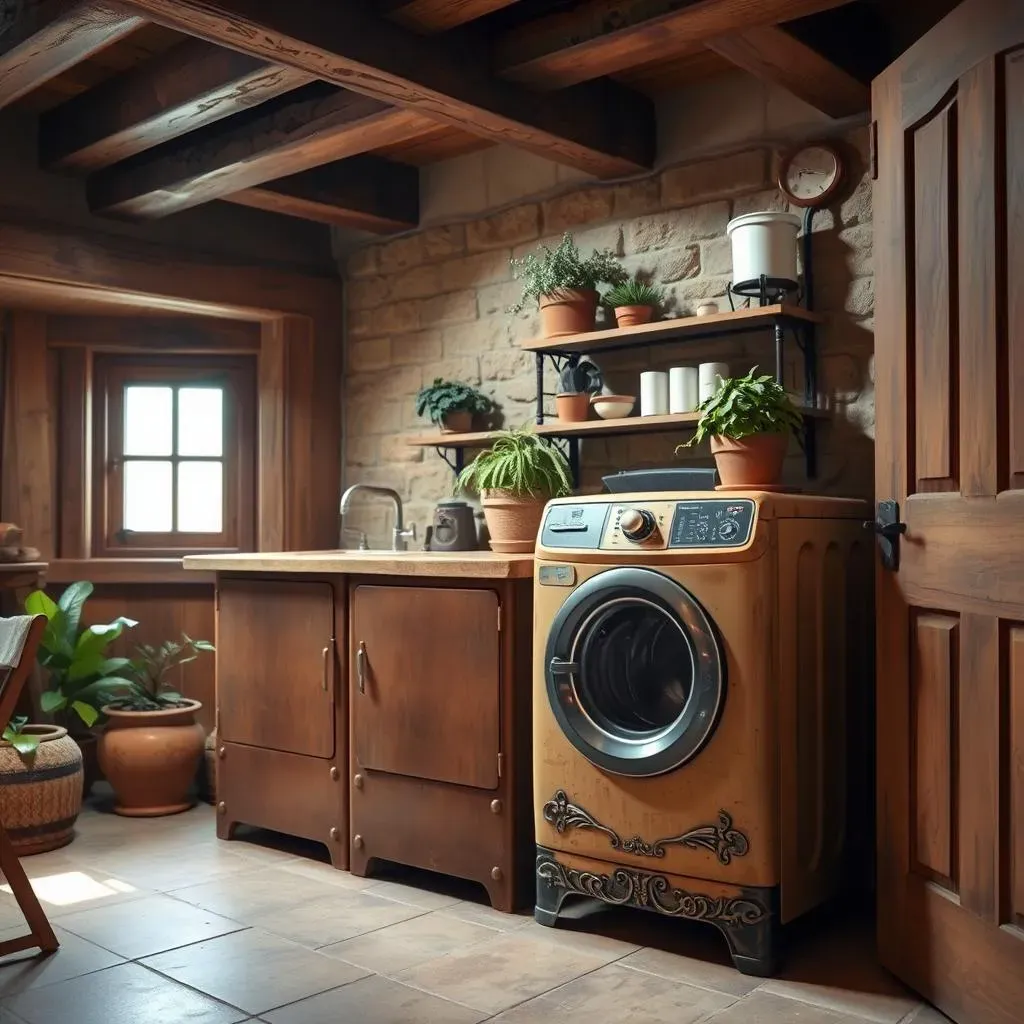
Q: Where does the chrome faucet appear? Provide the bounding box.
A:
[339,484,416,551]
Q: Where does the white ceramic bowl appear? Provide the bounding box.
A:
[590,394,635,419]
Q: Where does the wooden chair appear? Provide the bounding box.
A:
[0,614,59,958]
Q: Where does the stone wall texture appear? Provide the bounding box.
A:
[342,129,874,544]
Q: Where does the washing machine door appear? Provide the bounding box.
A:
[545,566,724,777]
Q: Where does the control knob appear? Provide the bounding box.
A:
[718,519,740,541]
[619,508,657,542]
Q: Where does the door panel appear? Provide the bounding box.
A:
[874,4,1024,1021]
[352,585,500,790]
[218,579,335,759]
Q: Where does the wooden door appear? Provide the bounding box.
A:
[352,585,500,790]
[218,578,335,758]
[874,3,1024,1022]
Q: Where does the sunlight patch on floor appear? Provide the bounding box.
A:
[1,872,137,907]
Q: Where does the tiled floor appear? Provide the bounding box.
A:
[0,796,950,1024]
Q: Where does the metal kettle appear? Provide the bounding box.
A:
[425,500,478,552]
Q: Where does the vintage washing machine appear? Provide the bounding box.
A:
[533,491,872,976]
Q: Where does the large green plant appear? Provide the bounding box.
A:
[103,634,215,713]
[457,429,572,499]
[415,378,493,425]
[25,582,137,730]
[678,368,803,450]
[509,233,626,314]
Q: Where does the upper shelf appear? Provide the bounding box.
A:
[520,304,823,355]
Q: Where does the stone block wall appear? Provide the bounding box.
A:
[342,129,874,544]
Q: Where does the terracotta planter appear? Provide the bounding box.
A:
[555,393,591,423]
[481,490,546,553]
[710,432,790,489]
[440,410,473,434]
[614,305,654,328]
[0,726,83,855]
[538,289,599,338]
[99,700,205,817]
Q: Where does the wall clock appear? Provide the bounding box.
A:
[778,142,845,208]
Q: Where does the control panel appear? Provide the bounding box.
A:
[668,499,756,548]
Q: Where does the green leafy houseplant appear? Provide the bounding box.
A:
[602,277,666,328]
[415,378,493,431]
[25,582,137,730]
[103,635,215,712]
[3,716,41,763]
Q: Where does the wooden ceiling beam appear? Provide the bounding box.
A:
[383,0,522,33]
[495,0,853,89]
[0,0,144,108]
[40,38,314,171]
[706,24,869,117]
[87,83,432,220]
[116,0,654,178]
[225,156,420,234]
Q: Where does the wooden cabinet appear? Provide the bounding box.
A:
[349,578,533,911]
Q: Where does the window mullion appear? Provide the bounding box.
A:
[171,386,180,533]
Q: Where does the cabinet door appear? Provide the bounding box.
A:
[218,579,335,759]
[352,585,500,789]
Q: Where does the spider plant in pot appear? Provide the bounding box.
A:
[457,429,572,553]
[677,368,803,490]
[556,357,603,423]
[415,378,493,434]
[602,276,666,328]
[98,634,214,818]
[509,233,626,338]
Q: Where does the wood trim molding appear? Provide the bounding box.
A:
[46,558,215,585]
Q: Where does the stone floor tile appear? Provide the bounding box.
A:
[702,989,880,1023]
[0,925,124,997]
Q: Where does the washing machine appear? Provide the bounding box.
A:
[533,491,872,976]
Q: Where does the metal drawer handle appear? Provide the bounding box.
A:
[321,645,330,691]
[357,641,367,694]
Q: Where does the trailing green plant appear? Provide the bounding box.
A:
[602,276,666,310]
[457,429,572,499]
[678,367,803,450]
[3,716,41,764]
[415,378,493,426]
[25,582,137,731]
[508,233,626,314]
[102,634,215,713]
[557,357,603,395]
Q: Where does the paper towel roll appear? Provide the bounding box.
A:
[639,371,669,416]
[699,362,729,403]
[669,367,699,414]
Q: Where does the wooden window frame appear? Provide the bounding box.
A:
[92,354,256,558]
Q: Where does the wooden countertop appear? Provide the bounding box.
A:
[182,550,535,579]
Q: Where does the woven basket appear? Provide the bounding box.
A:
[0,726,83,855]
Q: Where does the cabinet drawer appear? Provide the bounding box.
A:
[352,585,500,790]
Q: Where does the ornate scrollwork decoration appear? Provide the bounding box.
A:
[536,850,768,928]
[541,790,749,866]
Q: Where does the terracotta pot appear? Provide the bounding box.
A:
[555,393,591,423]
[710,432,790,489]
[0,726,83,854]
[481,490,546,553]
[614,305,654,328]
[99,700,205,818]
[538,289,599,338]
[440,410,473,434]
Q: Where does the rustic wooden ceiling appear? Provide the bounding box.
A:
[0,0,956,235]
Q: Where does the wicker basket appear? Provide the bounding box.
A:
[0,725,83,854]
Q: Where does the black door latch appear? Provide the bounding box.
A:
[863,500,906,571]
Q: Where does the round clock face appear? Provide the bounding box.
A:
[781,145,842,207]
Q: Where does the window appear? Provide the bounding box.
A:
[93,356,255,556]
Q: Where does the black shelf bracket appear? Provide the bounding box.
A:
[433,446,466,476]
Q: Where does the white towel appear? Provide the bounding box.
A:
[0,615,36,672]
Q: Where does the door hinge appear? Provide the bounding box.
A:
[497,752,504,778]
[869,121,879,180]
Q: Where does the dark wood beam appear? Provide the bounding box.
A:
[225,156,420,233]
[706,24,869,117]
[117,0,654,178]
[494,0,853,89]
[40,38,314,171]
[0,0,144,108]
[384,0,522,32]
[87,83,433,219]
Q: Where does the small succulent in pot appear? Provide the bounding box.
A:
[509,233,626,338]
[602,276,667,328]
[555,357,603,423]
[415,378,494,434]
[677,367,803,489]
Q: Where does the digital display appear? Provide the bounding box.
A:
[669,500,755,548]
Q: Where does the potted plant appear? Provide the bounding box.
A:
[602,276,666,328]
[0,715,84,854]
[98,634,214,817]
[25,582,137,798]
[678,368,803,489]
[556,358,603,423]
[415,378,493,434]
[457,429,572,552]
[509,232,626,338]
